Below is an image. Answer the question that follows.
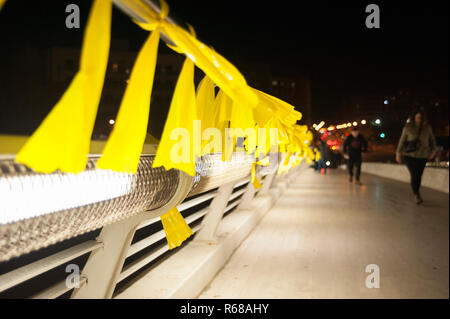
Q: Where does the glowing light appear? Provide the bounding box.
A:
[361,119,367,125]
[327,126,335,131]
[384,100,388,105]
[315,121,325,131]
[332,146,336,150]
[380,133,386,138]
[312,123,317,128]
[347,122,352,127]
[353,121,358,126]
[0,169,133,225]
[375,119,381,125]
[109,119,115,125]
[326,161,331,166]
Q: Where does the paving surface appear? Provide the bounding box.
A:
[198,168,449,298]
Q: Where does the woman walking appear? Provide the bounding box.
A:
[396,109,437,204]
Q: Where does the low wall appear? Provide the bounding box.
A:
[341,162,449,194]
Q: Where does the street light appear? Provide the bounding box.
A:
[315,121,325,131]
[361,119,367,125]
[352,121,358,126]
[375,119,381,125]
[109,119,115,125]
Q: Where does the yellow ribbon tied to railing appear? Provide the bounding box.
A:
[196,75,216,155]
[152,56,198,176]
[15,0,111,173]
[97,2,168,173]
[160,207,193,249]
[251,156,270,189]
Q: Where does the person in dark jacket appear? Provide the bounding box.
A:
[343,127,368,183]
[396,109,437,204]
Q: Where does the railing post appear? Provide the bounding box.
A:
[258,172,276,196]
[237,180,256,210]
[194,181,235,242]
[71,171,194,299]
[70,217,140,299]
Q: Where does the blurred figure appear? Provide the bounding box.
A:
[317,139,328,174]
[396,109,437,204]
[311,146,320,171]
[343,127,368,183]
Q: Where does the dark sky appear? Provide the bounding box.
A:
[169,1,449,117]
[0,0,448,128]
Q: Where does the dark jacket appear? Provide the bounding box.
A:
[343,134,368,159]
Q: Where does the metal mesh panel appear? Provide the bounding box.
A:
[189,152,253,196]
[0,155,179,262]
[0,152,260,261]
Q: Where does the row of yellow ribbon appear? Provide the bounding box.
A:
[2,0,315,249]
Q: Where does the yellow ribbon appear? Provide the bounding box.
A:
[15,0,111,173]
[152,57,198,176]
[251,157,270,189]
[97,4,168,173]
[196,75,216,155]
[160,207,193,249]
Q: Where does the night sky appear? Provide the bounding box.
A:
[169,1,449,117]
[0,0,448,131]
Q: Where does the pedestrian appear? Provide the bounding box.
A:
[317,139,328,174]
[396,109,437,204]
[343,127,368,184]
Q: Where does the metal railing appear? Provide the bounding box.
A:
[0,0,298,299]
[0,150,286,298]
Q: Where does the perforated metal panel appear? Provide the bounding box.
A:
[189,152,253,196]
[0,155,179,262]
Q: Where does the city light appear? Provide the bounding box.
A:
[325,161,331,166]
[361,119,367,125]
[352,121,358,126]
[347,122,351,127]
[312,123,317,128]
[380,133,386,138]
[384,100,388,105]
[327,126,335,131]
[315,121,325,131]
[109,119,115,125]
[375,119,381,125]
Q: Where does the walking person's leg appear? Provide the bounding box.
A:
[348,157,354,182]
[415,158,428,200]
[355,158,362,183]
[403,156,423,204]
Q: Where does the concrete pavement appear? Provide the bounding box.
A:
[198,167,449,298]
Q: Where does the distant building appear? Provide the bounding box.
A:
[50,46,185,139]
[269,74,312,126]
